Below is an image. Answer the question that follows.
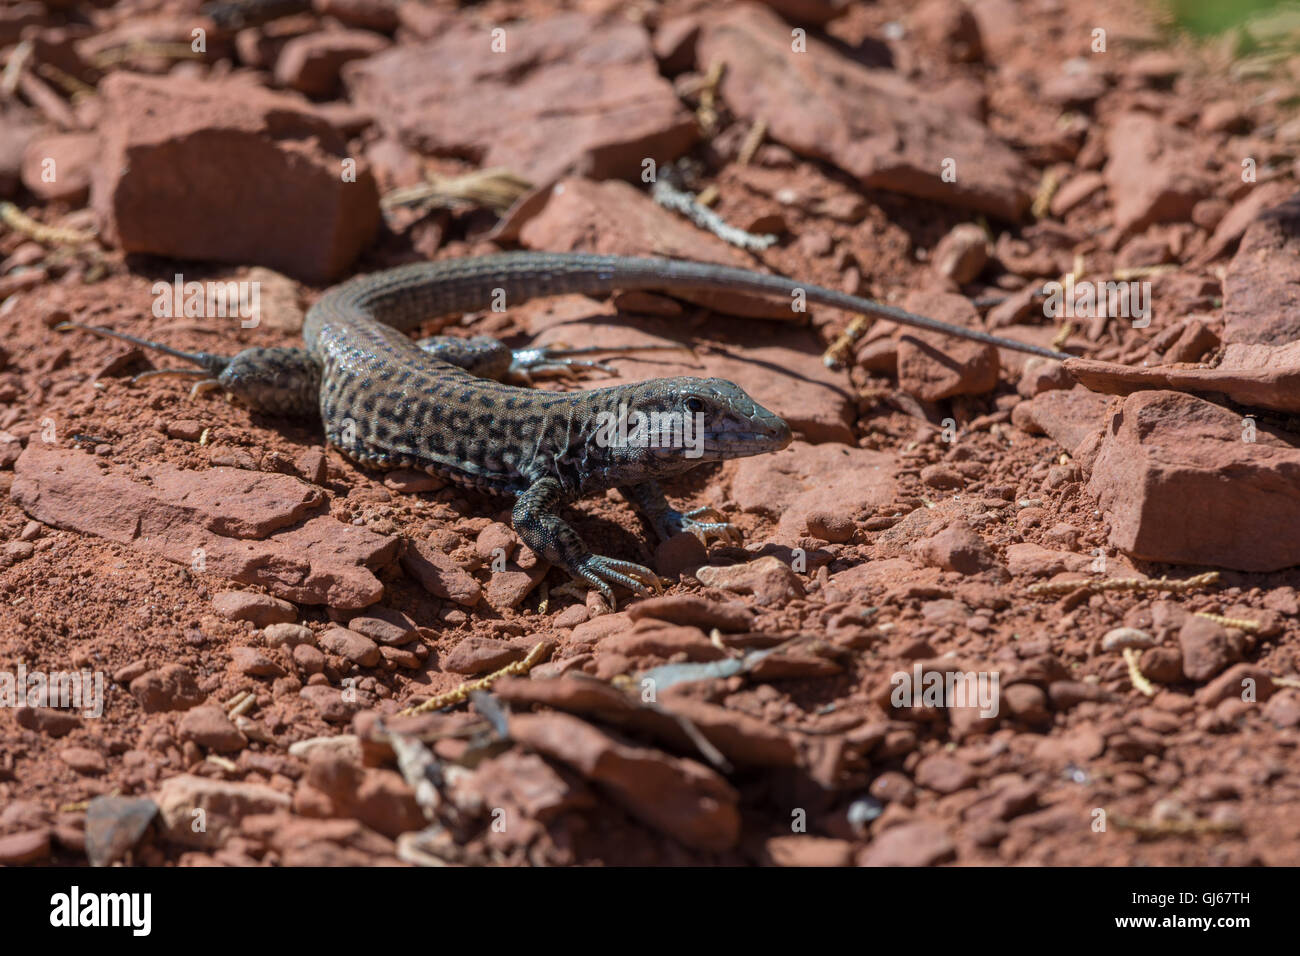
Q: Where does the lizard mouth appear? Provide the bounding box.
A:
[704,418,793,455]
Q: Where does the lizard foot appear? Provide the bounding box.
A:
[571,554,664,610]
[679,506,743,547]
[651,505,742,548]
[508,343,685,383]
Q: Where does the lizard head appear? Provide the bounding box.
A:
[588,377,792,480]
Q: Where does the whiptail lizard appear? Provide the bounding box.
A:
[64,252,1070,605]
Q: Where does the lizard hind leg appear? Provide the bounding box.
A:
[57,321,320,417]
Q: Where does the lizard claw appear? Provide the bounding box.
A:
[659,506,743,548]
[683,508,744,548]
[572,554,664,610]
[508,342,685,383]
[509,346,617,382]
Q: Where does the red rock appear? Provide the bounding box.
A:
[1013,387,1112,458]
[129,664,204,713]
[552,604,589,628]
[347,13,695,186]
[896,292,999,400]
[154,775,291,848]
[59,746,107,775]
[349,768,424,838]
[400,538,482,607]
[509,711,740,852]
[912,0,984,63]
[263,623,315,648]
[912,520,999,574]
[0,829,51,865]
[296,449,329,485]
[1191,180,1292,268]
[474,522,518,562]
[1017,357,1072,398]
[16,444,324,537]
[1050,171,1106,216]
[14,707,81,737]
[1177,618,1239,683]
[213,590,298,626]
[1197,663,1274,706]
[520,196,741,316]
[179,706,248,753]
[626,594,754,632]
[653,15,700,73]
[654,532,708,579]
[602,625,725,662]
[1040,68,1108,110]
[930,223,989,284]
[378,645,420,669]
[345,606,417,645]
[732,441,895,541]
[319,627,381,667]
[920,464,964,490]
[695,556,804,606]
[293,643,327,675]
[1222,192,1300,345]
[1067,342,1300,416]
[462,749,596,824]
[697,5,1031,219]
[858,821,956,866]
[805,510,854,543]
[1004,683,1051,725]
[312,0,399,33]
[442,636,525,676]
[231,646,285,678]
[1264,690,1300,728]
[300,684,360,723]
[1087,390,1300,570]
[765,835,854,866]
[21,132,98,204]
[93,73,379,283]
[1139,646,1185,684]
[914,754,977,793]
[484,559,548,612]
[14,446,396,609]
[1005,543,1089,577]
[300,754,423,838]
[1162,320,1219,365]
[1104,113,1214,235]
[275,29,390,97]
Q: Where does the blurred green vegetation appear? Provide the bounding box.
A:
[1167,0,1292,35]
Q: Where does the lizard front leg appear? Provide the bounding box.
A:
[619,480,742,547]
[513,477,662,608]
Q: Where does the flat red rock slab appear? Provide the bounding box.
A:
[697,4,1033,220]
[1066,339,1300,414]
[345,12,696,186]
[12,444,396,608]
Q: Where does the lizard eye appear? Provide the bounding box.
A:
[684,396,705,414]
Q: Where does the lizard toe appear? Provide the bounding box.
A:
[573,555,664,608]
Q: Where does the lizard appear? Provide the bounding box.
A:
[61,251,1071,606]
